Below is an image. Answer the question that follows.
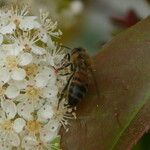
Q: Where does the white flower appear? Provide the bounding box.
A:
[1,100,17,119]
[0,109,25,149]
[17,78,58,120]
[0,62,26,82]
[0,5,40,34]
[4,80,27,99]
[0,9,13,45]
[0,51,32,82]
[38,10,62,44]
[0,3,76,150]
[7,32,46,55]
[21,119,60,149]
[16,85,43,120]
[35,66,56,87]
[22,135,60,150]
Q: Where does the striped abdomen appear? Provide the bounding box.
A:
[68,71,88,106]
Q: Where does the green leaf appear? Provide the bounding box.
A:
[60,16,150,150]
[50,136,61,150]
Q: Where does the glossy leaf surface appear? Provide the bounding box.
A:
[61,17,150,150]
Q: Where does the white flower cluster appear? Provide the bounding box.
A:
[0,4,75,150]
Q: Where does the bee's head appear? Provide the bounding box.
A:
[71,47,91,67]
[71,47,86,55]
[71,47,86,60]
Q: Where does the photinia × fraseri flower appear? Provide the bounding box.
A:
[0,2,76,150]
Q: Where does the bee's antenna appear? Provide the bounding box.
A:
[61,45,72,51]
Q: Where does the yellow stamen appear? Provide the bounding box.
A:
[27,120,41,134]
[1,120,12,131]
[25,64,38,76]
[26,86,40,99]
[6,56,17,69]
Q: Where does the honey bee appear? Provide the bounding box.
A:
[67,47,92,106]
[58,47,93,107]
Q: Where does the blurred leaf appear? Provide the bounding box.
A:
[60,16,150,150]
[111,9,141,28]
[56,0,70,12]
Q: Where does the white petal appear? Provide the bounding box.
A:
[0,22,16,34]
[17,101,34,120]
[1,100,17,119]
[47,36,55,50]
[34,98,45,111]
[32,45,46,55]
[39,31,48,43]
[42,85,58,99]
[35,74,49,88]
[19,16,40,30]
[8,132,20,146]
[0,34,3,45]
[46,120,60,132]
[45,67,56,83]
[15,94,27,102]
[41,67,55,76]
[0,142,11,150]
[33,21,41,28]
[11,68,26,81]
[14,80,27,89]
[37,104,54,121]
[40,129,58,143]
[22,135,37,148]
[5,85,20,99]
[40,67,56,84]
[0,68,10,83]
[18,53,33,66]
[47,53,55,66]
[2,44,21,56]
[13,118,26,133]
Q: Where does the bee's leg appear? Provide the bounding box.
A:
[57,73,74,109]
[60,53,70,67]
[60,45,72,51]
[70,63,74,71]
[57,63,73,71]
[58,63,74,76]
[59,73,72,76]
[59,73,74,99]
[64,53,70,61]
